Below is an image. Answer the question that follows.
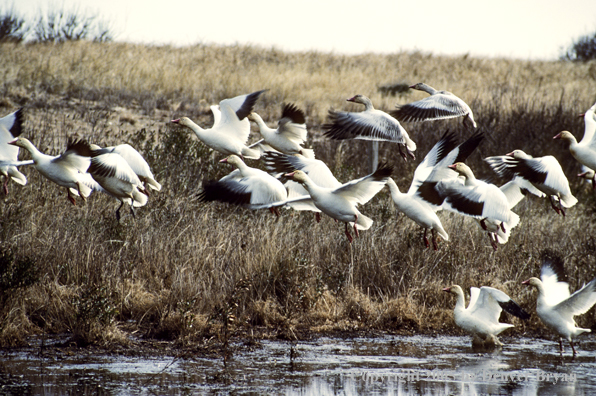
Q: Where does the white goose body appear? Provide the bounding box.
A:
[171,90,266,159]
[387,177,448,250]
[444,285,529,347]
[485,150,577,215]
[392,83,476,129]
[323,95,416,161]
[523,253,596,356]
[437,162,515,225]
[261,151,341,199]
[0,108,29,194]
[248,103,308,155]
[198,155,287,206]
[554,101,596,184]
[89,148,148,220]
[9,137,99,203]
[252,164,393,242]
[93,143,161,192]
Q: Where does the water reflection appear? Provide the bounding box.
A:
[0,334,594,395]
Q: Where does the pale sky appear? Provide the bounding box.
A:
[11,0,596,60]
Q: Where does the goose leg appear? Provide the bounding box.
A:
[344,223,353,243]
[2,176,8,195]
[559,338,564,355]
[398,145,407,162]
[76,182,87,202]
[423,228,430,248]
[315,212,321,223]
[130,205,136,219]
[353,215,359,238]
[592,173,595,190]
[431,229,438,250]
[67,189,77,206]
[570,340,577,357]
[558,197,566,217]
[550,196,561,215]
[269,207,281,217]
[489,233,498,251]
[116,201,125,222]
[500,222,506,233]
[406,147,416,160]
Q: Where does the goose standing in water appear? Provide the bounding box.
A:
[171,90,266,159]
[322,95,416,161]
[443,285,530,349]
[485,150,577,216]
[0,108,30,194]
[522,251,596,357]
[392,83,477,129]
[9,137,99,204]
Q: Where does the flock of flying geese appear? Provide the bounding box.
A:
[1,83,596,356]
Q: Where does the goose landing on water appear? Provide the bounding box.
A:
[523,251,596,357]
[443,285,530,349]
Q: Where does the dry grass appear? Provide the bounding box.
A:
[1,41,596,349]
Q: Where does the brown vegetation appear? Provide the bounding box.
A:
[1,41,596,350]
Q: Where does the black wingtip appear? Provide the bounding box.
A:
[281,103,306,124]
[372,162,393,179]
[540,249,567,283]
[498,300,531,320]
[453,129,484,164]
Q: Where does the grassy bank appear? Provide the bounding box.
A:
[1,41,596,350]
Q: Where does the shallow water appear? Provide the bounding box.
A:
[1,334,595,395]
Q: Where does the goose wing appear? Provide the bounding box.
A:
[392,93,472,123]
[323,108,409,143]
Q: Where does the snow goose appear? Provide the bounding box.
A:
[261,150,341,199]
[522,251,596,356]
[252,164,393,243]
[443,285,530,348]
[392,83,477,129]
[248,103,312,156]
[9,137,99,204]
[322,95,416,161]
[476,178,531,250]
[383,131,464,250]
[171,90,266,159]
[88,148,148,221]
[437,163,518,239]
[90,143,161,193]
[553,101,596,187]
[485,150,577,216]
[415,130,485,210]
[387,177,448,250]
[198,155,287,214]
[0,108,31,194]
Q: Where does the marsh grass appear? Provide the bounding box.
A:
[0,42,596,349]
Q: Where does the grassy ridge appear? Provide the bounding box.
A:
[1,41,596,349]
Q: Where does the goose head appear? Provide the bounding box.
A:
[506,149,531,159]
[442,285,464,297]
[220,155,243,167]
[347,95,373,109]
[448,162,473,178]
[170,117,193,127]
[522,277,542,288]
[553,130,576,143]
[8,137,32,149]
[285,170,309,184]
